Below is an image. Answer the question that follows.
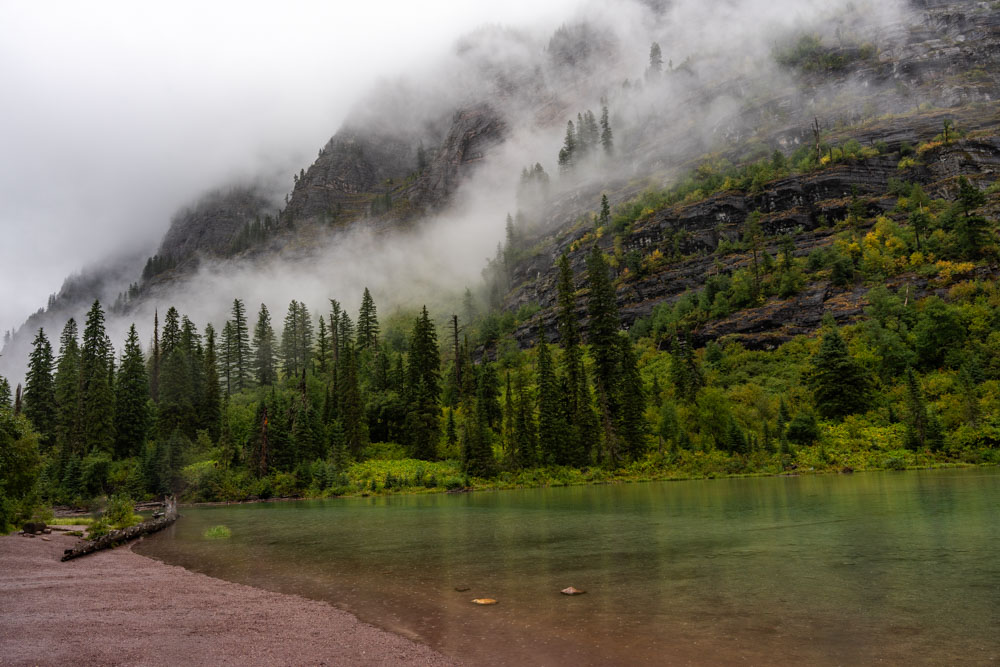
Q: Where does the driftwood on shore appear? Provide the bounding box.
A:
[61,497,178,562]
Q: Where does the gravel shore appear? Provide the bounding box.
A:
[0,533,457,666]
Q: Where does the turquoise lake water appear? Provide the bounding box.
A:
[136,468,1000,664]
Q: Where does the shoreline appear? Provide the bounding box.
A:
[179,460,993,508]
[0,533,457,667]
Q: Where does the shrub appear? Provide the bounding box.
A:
[203,525,232,539]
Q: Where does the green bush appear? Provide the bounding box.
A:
[203,525,232,539]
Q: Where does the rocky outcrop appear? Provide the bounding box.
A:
[159,186,274,261]
[407,105,507,213]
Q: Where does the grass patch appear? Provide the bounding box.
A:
[203,525,232,539]
[48,517,94,526]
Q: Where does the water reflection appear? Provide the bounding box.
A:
[137,469,1000,665]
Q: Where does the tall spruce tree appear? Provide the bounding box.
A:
[586,245,622,458]
[80,300,115,453]
[24,328,57,448]
[536,339,568,464]
[114,324,150,458]
[903,367,929,451]
[314,316,331,375]
[54,318,81,454]
[617,334,646,461]
[0,376,11,409]
[230,299,251,392]
[405,306,440,460]
[807,321,871,419]
[600,105,613,155]
[357,287,380,351]
[463,367,497,477]
[149,310,161,402]
[252,304,278,386]
[201,323,222,441]
[219,320,235,396]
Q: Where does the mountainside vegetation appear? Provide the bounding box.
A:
[2,0,1000,528]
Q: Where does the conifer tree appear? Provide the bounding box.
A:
[54,318,81,454]
[149,310,161,402]
[558,120,577,172]
[161,307,181,356]
[314,316,331,375]
[617,335,646,460]
[80,300,115,453]
[807,321,871,419]
[252,304,278,386]
[600,105,613,155]
[230,299,251,392]
[24,328,57,448]
[405,306,440,460]
[536,339,567,464]
[357,287,380,351]
[670,337,703,402]
[201,323,222,441]
[219,320,235,396]
[282,300,302,378]
[586,245,622,456]
[337,338,366,458]
[158,334,195,440]
[514,375,537,468]
[114,324,150,458]
[0,376,10,409]
[463,368,497,478]
[647,42,663,79]
[598,194,611,228]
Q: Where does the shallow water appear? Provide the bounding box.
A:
[137,468,1000,665]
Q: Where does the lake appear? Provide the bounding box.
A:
[136,468,1000,664]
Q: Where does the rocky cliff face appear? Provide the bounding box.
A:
[158,186,274,263]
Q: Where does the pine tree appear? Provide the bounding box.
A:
[558,120,577,172]
[600,105,613,155]
[670,337,703,402]
[314,316,331,375]
[23,328,57,448]
[80,300,115,453]
[201,323,222,441]
[161,307,181,356]
[405,306,440,460]
[647,42,663,79]
[598,194,611,228]
[463,368,497,478]
[230,299,251,392]
[586,245,622,458]
[252,304,278,386]
[807,322,871,419]
[114,324,150,458]
[617,335,646,460]
[0,376,11,409]
[338,338,366,458]
[149,310,161,402]
[282,300,302,378]
[514,374,538,468]
[536,339,568,464]
[357,287,380,351]
[219,320,235,396]
[54,318,82,454]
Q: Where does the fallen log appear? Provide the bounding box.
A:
[62,497,178,562]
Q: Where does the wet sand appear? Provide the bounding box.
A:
[0,533,457,666]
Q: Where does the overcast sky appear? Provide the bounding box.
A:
[0,0,581,336]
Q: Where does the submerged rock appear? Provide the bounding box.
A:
[454,586,470,592]
[471,598,498,605]
[561,587,586,596]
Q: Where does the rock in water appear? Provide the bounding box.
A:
[454,586,470,592]
[471,598,498,605]
[561,587,586,596]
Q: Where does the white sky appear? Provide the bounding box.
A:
[0,0,580,336]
